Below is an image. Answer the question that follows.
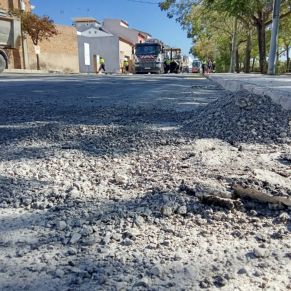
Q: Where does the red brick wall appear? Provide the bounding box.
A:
[0,0,31,12]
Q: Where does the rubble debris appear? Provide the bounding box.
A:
[233,185,291,207]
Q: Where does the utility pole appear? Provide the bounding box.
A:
[268,0,281,75]
[19,0,27,69]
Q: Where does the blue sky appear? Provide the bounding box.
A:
[30,0,193,56]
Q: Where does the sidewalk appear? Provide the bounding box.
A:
[207,73,291,111]
[4,69,61,74]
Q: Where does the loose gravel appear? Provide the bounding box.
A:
[0,77,290,291]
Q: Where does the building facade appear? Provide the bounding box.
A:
[75,17,151,74]
[0,0,79,72]
[74,17,132,73]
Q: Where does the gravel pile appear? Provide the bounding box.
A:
[183,90,291,144]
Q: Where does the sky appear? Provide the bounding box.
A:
[30,0,193,56]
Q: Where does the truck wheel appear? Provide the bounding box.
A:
[0,54,6,73]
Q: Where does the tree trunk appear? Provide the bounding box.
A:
[252,57,256,71]
[230,17,238,73]
[36,53,40,70]
[286,45,290,72]
[276,50,279,73]
[256,13,267,73]
[244,31,252,73]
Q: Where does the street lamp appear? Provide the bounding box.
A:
[268,0,281,75]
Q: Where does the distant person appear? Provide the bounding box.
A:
[164,58,171,73]
[123,58,129,73]
[98,57,106,73]
[212,61,216,73]
[207,59,213,73]
[202,63,206,75]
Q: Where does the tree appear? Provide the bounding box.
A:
[159,0,291,73]
[12,10,58,70]
[188,7,235,72]
[278,4,291,72]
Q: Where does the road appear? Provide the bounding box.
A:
[0,74,290,291]
[0,73,220,113]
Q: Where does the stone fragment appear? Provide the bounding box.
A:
[253,248,267,258]
[161,205,173,216]
[148,265,161,276]
[70,233,82,244]
[57,221,67,231]
[123,238,133,246]
[177,205,187,215]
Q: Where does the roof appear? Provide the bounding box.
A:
[119,37,134,46]
[72,17,100,23]
[132,28,151,38]
[103,19,151,38]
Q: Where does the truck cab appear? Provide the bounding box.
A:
[134,39,164,74]
[0,10,21,73]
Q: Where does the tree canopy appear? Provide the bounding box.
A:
[159,0,291,73]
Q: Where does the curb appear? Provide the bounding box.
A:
[207,74,291,111]
[4,69,51,74]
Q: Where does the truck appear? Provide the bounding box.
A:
[181,55,191,73]
[0,10,21,73]
[192,59,201,73]
[163,48,182,74]
[133,39,165,74]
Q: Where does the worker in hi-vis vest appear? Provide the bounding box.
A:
[98,57,105,73]
[123,58,129,73]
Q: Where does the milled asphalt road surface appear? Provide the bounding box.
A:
[0,74,219,110]
[0,74,290,291]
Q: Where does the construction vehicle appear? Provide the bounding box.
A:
[181,55,191,73]
[192,59,201,73]
[163,48,182,73]
[0,10,21,73]
[133,38,165,74]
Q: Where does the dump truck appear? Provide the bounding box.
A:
[0,10,21,73]
[133,39,165,74]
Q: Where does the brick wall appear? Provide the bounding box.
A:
[1,1,79,72]
[26,24,79,73]
[0,0,31,12]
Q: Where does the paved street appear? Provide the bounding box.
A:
[0,74,290,291]
[0,73,219,113]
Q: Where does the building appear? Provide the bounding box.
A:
[74,17,119,73]
[0,0,79,72]
[103,19,151,45]
[75,17,151,74]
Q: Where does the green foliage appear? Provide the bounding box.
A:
[159,0,291,73]
[11,10,58,46]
